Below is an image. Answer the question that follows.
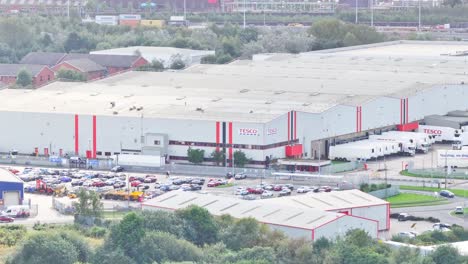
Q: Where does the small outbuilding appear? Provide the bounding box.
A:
[0,168,24,208]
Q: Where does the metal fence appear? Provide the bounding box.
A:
[320,161,364,174]
[52,197,75,215]
[408,168,468,179]
[368,186,400,199]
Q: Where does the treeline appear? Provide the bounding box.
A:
[0,16,386,66]
[3,206,468,264]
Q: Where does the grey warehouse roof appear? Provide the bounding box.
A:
[142,191,344,230]
[0,64,48,77]
[1,41,468,122]
[257,189,388,211]
[0,168,22,183]
[61,58,107,73]
[20,52,66,66]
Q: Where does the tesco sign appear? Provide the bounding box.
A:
[423,129,442,135]
[239,128,259,136]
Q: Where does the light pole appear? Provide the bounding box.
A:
[370,0,373,27]
[418,0,421,31]
[355,0,358,24]
[183,0,187,24]
[243,0,246,29]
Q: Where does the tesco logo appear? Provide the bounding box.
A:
[239,128,259,136]
[423,129,442,135]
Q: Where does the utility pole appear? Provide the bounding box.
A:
[355,0,358,24]
[370,0,373,27]
[418,0,421,31]
[243,0,246,29]
[67,0,70,19]
[183,0,187,22]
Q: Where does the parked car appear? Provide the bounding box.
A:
[110,166,124,172]
[284,184,294,190]
[113,181,126,189]
[279,189,291,197]
[397,231,417,239]
[226,172,234,179]
[144,177,157,183]
[242,194,257,200]
[321,186,332,192]
[440,190,455,198]
[433,223,451,230]
[207,181,220,187]
[190,185,202,191]
[0,215,14,223]
[191,178,205,185]
[234,173,247,180]
[398,213,410,221]
[273,185,283,191]
[455,206,464,214]
[131,181,142,187]
[261,191,274,198]
[297,186,310,193]
[264,185,274,191]
[247,188,264,194]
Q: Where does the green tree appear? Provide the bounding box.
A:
[211,150,226,166]
[428,245,462,264]
[443,0,462,8]
[134,232,202,263]
[221,218,262,250]
[187,148,205,164]
[239,27,259,43]
[201,55,217,64]
[108,212,145,256]
[137,59,165,72]
[308,19,347,49]
[57,69,87,82]
[16,69,32,87]
[7,232,90,264]
[343,32,360,47]
[64,32,90,53]
[176,205,219,246]
[233,150,249,167]
[92,248,136,264]
[170,58,186,70]
[0,18,32,48]
[73,188,103,217]
[216,54,233,64]
[96,42,112,50]
[139,210,186,237]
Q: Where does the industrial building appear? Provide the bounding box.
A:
[0,41,467,165]
[0,169,24,208]
[141,191,380,241]
[257,189,390,231]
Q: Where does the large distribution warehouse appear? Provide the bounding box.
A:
[0,41,467,165]
[0,168,24,208]
[142,191,380,241]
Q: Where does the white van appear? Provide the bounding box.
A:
[1,205,30,218]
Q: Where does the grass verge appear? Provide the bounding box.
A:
[399,185,468,198]
[386,193,448,208]
[102,211,128,219]
[450,208,468,218]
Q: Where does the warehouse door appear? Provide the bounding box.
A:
[3,191,20,207]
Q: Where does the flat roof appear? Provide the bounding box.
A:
[0,168,23,183]
[142,191,344,230]
[1,41,467,122]
[257,189,388,211]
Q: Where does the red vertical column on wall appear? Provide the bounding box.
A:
[228,122,233,167]
[216,122,220,152]
[406,98,409,124]
[294,111,297,140]
[356,106,359,132]
[400,99,403,125]
[287,112,290,142]
[359,106,362,132]
[92,115,97,159]
[74,114,79,155]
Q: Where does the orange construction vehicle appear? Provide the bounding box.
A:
[35,179,54,195]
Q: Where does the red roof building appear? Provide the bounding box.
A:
[0,64,54,88]
[52,58,107,81]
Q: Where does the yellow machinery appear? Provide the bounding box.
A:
[104,190,143,201]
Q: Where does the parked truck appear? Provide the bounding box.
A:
[383,131,430,153]
[329,141,380,161]
[368,134,416,156]
[418,125,462,143]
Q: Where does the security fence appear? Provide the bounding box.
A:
[407,167,468,179]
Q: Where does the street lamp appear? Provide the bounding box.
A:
[243,0,246,29]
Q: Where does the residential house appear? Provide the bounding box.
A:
[0,64,54,87]
[53,58,107,81]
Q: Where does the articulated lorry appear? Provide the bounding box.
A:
[382,131,431,153]
[418,125,462,143]
[368,134,416,156]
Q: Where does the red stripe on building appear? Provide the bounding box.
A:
[287,112,290,141]
[359,106,362,132]
[92,115,97,158]
[356,106,359,132]
[406,98,409,124]
[400,99,403,125]
[294,111,297,140]
[228,122,233,167]
[215,122,220,152]
[74,114,79,155]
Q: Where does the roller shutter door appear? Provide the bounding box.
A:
[3,191,20,207]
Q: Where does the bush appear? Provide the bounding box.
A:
[88,226,107,238]
[56,69,86,82]
[0,225,27,247]
[201,55,217,64]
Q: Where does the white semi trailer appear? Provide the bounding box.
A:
[329,142,379,161]
[437,150,468,168]
[368,134,416,156]
[383,131,430,153]
[418,125,462,143]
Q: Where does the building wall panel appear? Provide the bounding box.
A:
[314,215,378,241]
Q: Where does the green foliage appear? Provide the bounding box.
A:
[0,225,27,247]
[109,212,145,256]
[88,226,107,238]
[7,231,90,264]
[233,150,249,168]
[221,218,262,250]
[428,245,462,264]
[92,247,136,264]
[136,59,165,72]
[170,58,186,70]
[16,69,32,87]
[139,210,187,238]
[73,189,103,217]
[57,69,87,82]
[443,0,463,8]
[176,205,219,246]
[360,183,391,193]
[211,150,226,166]
[187,147,205,164]
[64,32,93,53]
[201,54,217,64]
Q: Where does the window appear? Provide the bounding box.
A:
[47,75,50,81]
[153,140,160,145]
[96,151,102,156]
[40,76,43,81]
[104,152,111,156]
[114,152,120,155]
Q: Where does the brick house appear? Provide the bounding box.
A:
[0,64,54,87]
[53,58,107,81]
[21,52,148,76]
